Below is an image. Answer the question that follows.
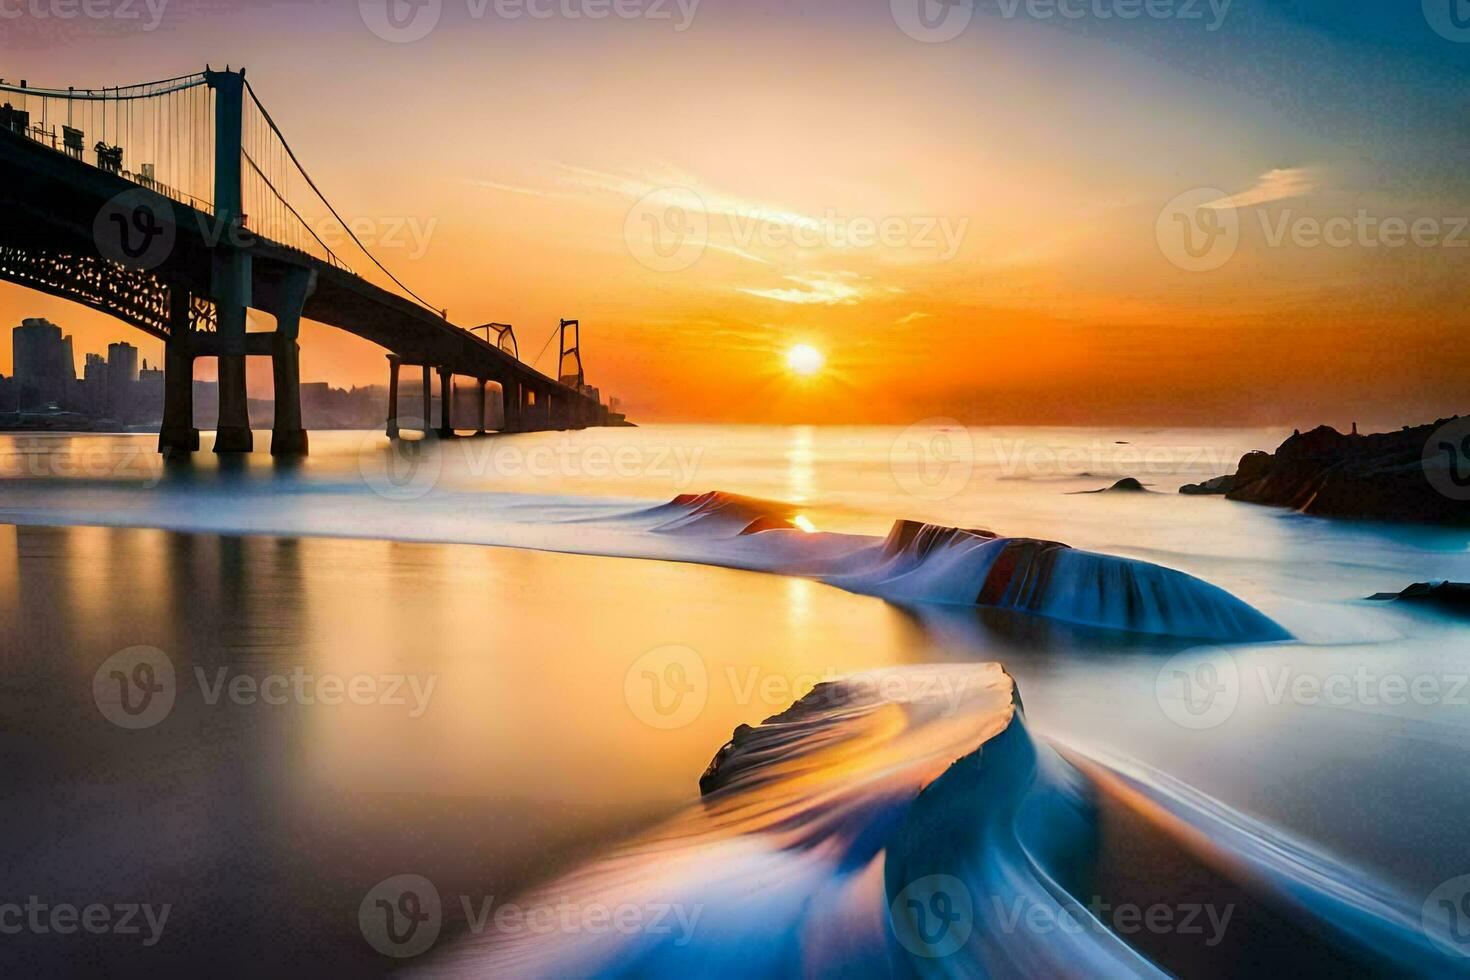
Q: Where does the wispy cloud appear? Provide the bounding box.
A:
[462,178,579,201]
[738,272,865,306]
[1203,167,1319,210]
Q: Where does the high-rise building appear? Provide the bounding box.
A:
[12,318,76,411]
[83,352,108,416]
[105,341,139,418]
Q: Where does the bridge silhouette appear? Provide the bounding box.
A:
[0,68,621,456]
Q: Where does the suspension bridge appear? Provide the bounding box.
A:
[0,67,622,456]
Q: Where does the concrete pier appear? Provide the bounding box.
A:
[386,356,401,439]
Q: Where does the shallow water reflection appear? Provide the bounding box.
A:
[0,523,938,976]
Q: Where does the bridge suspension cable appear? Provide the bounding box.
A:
[242,79,442,314]
[0,72,215,212]
[0,68,444,317]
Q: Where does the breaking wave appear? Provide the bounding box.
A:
[609,493,1289,642]
[418,666,1450,978]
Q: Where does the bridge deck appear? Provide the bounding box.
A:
[0,124,601,408]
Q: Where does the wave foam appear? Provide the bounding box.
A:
[420,667,1446,978]
[624,495,1289,642]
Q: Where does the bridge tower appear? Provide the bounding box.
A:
[558,319,583,389]
[204,67,256,454]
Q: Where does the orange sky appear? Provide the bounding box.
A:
[2,2,1466,428]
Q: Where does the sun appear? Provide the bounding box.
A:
[785,344,825,377]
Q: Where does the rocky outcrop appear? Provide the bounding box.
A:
[1074,477,1150,494]
[1179,418,1470,525]
[1366,582,1470,616]
[1179,474,1235,495]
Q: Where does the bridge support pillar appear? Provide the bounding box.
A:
[386,356,401,439]
[267,265,315,456]
[503,381,521,433]
[475,380,488,436]
[215,354,253,453]
[438,368,454,438]
[270,335,308,456]
[421,366,432,434]
[159,290,199,458]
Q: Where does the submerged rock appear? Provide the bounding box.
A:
[1075,477,1149,494]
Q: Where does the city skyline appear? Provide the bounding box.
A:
[2,315,530,431]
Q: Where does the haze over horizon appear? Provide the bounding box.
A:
[2,0,1466,428]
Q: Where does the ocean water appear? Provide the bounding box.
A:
[0,424,1467,976]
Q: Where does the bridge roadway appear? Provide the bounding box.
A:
[0,117,614,454]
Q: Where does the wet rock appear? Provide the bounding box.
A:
[1177,418,1470,525]
[1366,582,1470,616]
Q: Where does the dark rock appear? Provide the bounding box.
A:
[1075,477,1149,494]
[1366,582,1470,617]
[1179,474,1237,496]
[1235,451,1274,483]
[1177,417,1470,525]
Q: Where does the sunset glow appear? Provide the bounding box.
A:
[785,345,825,378]
[0,5,1465,430]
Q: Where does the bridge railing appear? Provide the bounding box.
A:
[0,74,218,215]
